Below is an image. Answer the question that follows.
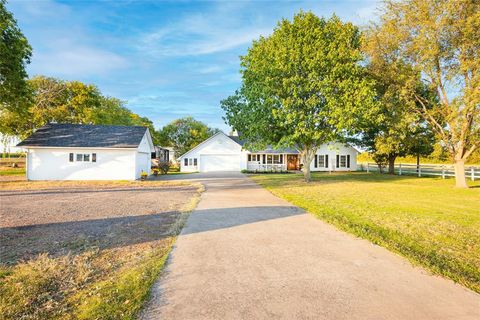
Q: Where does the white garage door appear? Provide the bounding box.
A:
[200,154,241,172]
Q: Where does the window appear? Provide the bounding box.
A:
[318,155,325,167]
[75,153,93,162]
[194,158,197,166]
[69,153,74,162]
[340,155,347,168]
[267,155,273,164]
[325,155,329,168]
[184,158,188,166]
[188,158,192,166]
[249,154,260,162]
[273,154,282,164]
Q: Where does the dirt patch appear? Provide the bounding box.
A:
[0,185,198,264]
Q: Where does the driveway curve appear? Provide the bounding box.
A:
[142,172,479,319]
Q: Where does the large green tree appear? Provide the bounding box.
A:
[221,12,377,181]
[0,0,31,111]
[359,28,436,174]
[375,0,480,188]
[157,116,219,156]
[0,76,157,142]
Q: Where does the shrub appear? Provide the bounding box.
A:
[159,162,170,175]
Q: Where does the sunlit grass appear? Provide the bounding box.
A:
[251,172,480,293]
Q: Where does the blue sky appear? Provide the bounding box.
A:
[8,0,380,132]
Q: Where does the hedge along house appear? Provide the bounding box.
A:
[179,131,358,173]
[17,123,154,180]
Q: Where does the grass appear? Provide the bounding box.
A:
[0,182,203,320]
[251,172,480,293]
[0,178,191,190]
[0,167,25,176]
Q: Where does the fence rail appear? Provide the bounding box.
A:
[247,163,287,172]
[359,162,480,181]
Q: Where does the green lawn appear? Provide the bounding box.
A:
[251,172,480,293]
[0,167,25,176]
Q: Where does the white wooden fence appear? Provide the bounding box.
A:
[247,163,287,172]
[360,163,480,181]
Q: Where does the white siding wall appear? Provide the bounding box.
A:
[135,151,151,179]
[26,148,137,180]
[180,133,247,172]
[310,143,357,172]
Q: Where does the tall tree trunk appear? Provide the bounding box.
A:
[388,154,396,174]
[301,147,316,182]
[454,158,468,188]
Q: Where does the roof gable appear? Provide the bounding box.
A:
[179,132,243,158]
[17,123,148,148]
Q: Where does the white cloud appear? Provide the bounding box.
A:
[138,5,272,57]
[29,44,127,78]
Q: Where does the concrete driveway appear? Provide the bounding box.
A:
[142,172,479,319]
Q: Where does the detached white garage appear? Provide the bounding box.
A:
[17,123,154,180]
[179,132,247,172]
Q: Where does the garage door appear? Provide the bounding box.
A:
[200,154,241,172]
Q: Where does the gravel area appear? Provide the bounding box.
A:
[0,185,197,264]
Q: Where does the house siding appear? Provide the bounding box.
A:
[26,148,138,180]
[180,133,248,172]
[310,143,357,172]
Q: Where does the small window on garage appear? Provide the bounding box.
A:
[184,158,188,166]
[92,153,97,162]
[194,158,197,166]
[188,158,192,166]
[76,154,83,161]
[69,153,74,162]
[83,154,90,162]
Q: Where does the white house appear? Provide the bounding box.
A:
[179,132,358,173]
[17,123,154,180]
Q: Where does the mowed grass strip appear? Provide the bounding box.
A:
[251,172,480,293]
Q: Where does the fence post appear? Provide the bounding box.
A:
[418,165,421,177]
[399,163,402,175]
[367,163,369,173]
[471,167,475,181]
[442,166,445,179]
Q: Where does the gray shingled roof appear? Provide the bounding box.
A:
[17,123,148,148]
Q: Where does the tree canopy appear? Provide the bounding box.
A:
[375,0,480,187]
[0,76,158,143]
[0,0,32,111]
[222,12,377,181]
[157,116,219,156]
[358,25,437,173]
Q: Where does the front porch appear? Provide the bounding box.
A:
[247,153,299,171]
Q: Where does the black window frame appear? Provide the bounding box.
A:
[92,153,97,162]
[194,158,197,166]
[184,158,188,166]
[69,153,74,162]
[314,155,318,168]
